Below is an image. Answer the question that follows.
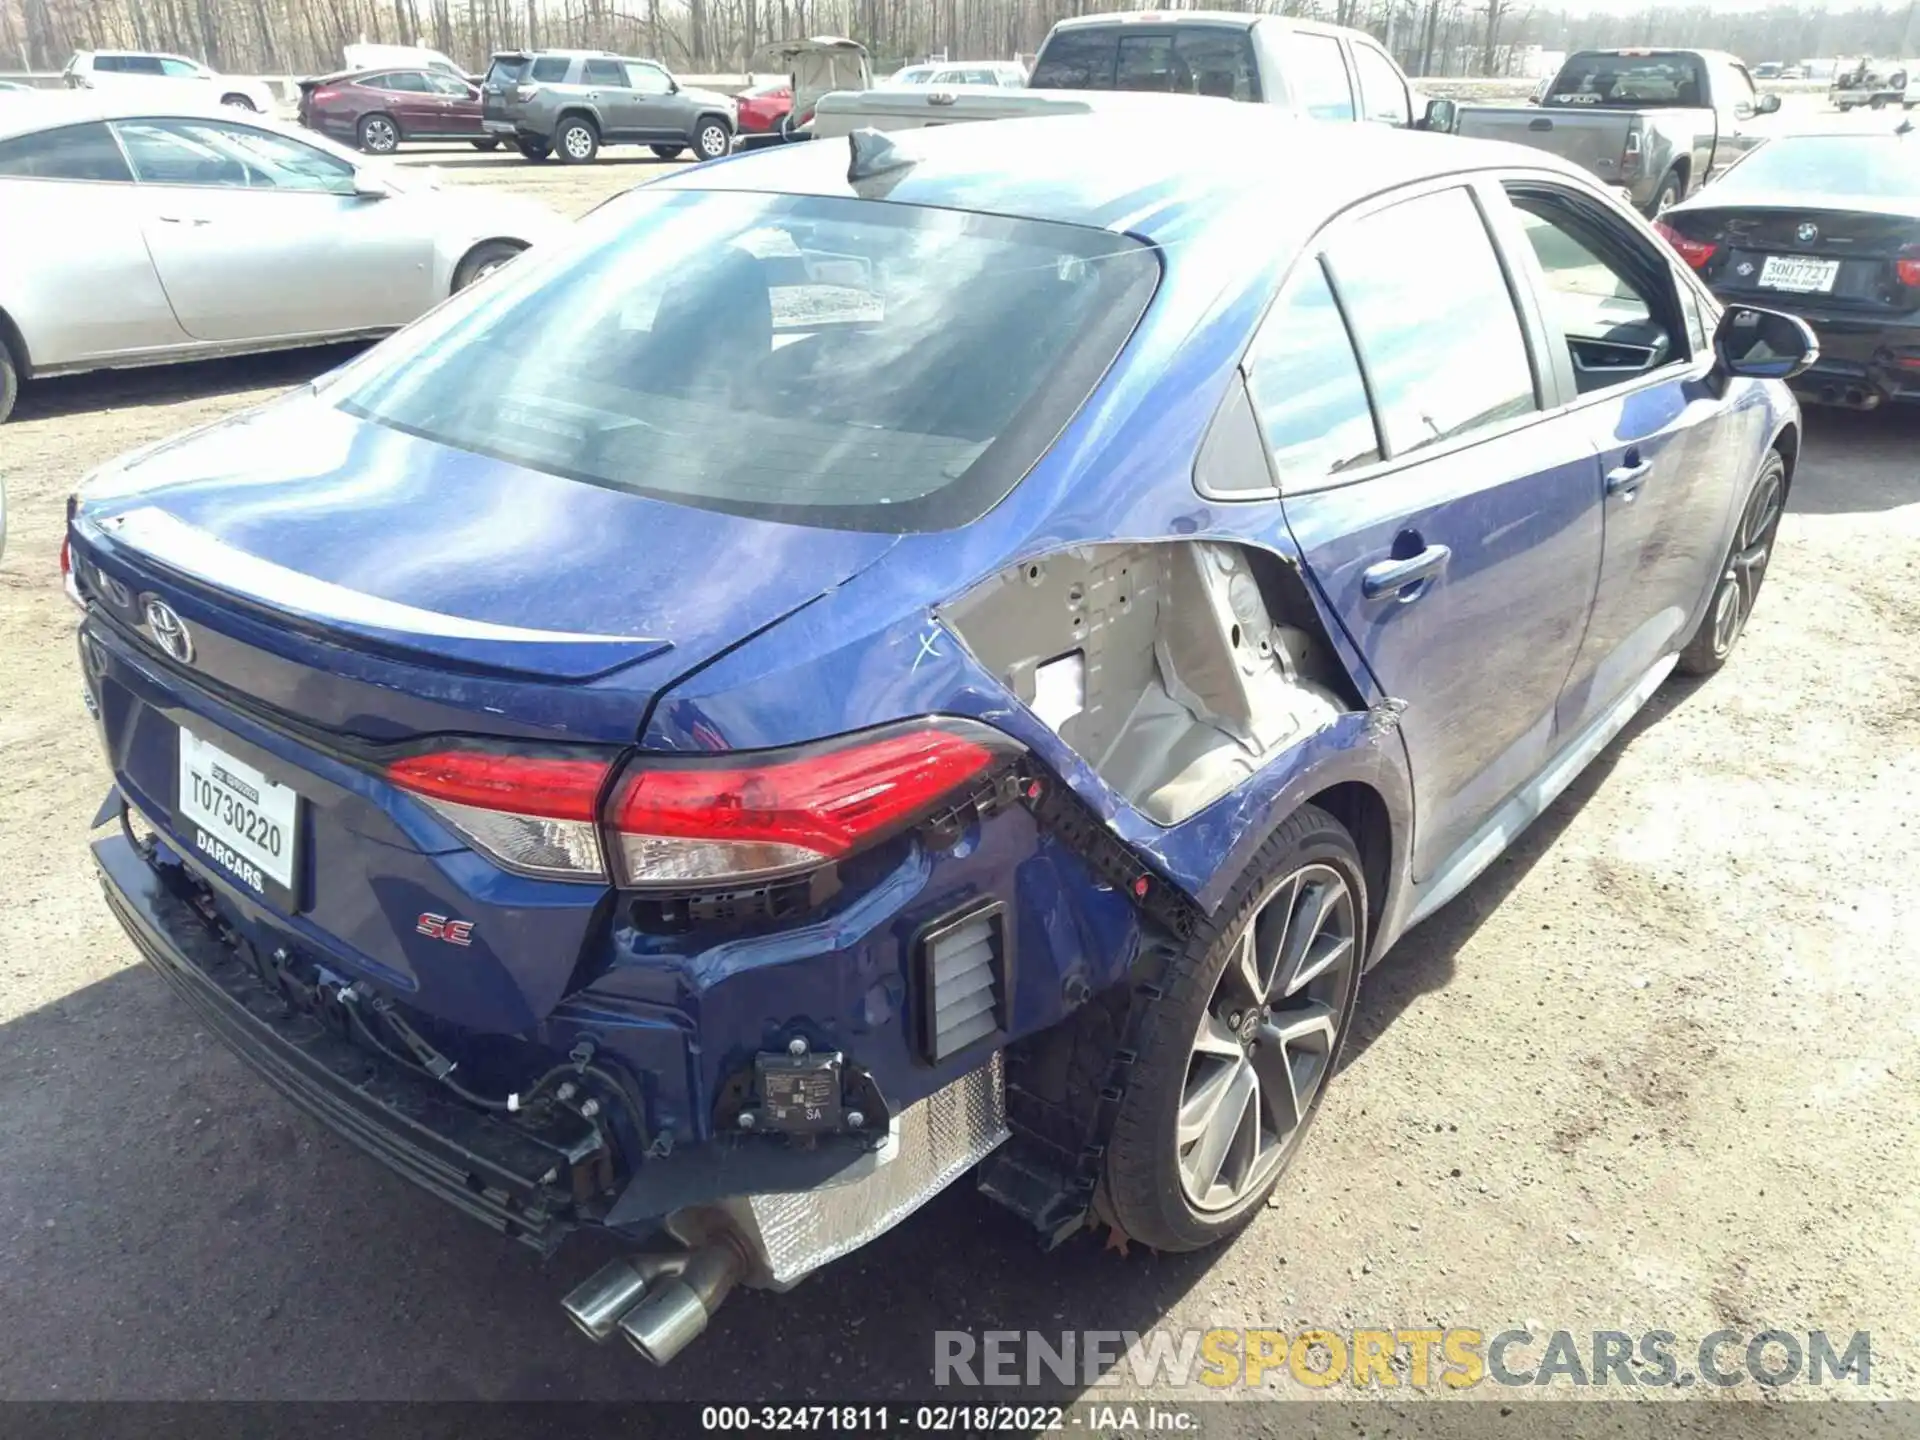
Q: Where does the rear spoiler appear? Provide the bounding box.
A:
[296,72,354,93]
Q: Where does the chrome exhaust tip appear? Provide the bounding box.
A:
[560,1253,686,1342]
[617,1240,746,1366]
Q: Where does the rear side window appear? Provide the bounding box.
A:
[1324,187,1537,456]
[582,58,626,86]
[0,122,134,182]
[1246,261,1381,485]
[338,190,1161,533]
[1030,28,1118,88]
[1351,43,1410,124]
[530,56,572,82]
[1282,32,1354,120]
[384,71,431,92]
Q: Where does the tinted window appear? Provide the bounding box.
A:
[1284,33,1354,120]
[1176,28,1259,101]
[116,119,356,192]
[529,56,572,82]
[1325,187,1536,455]
[383,71,432,92]
[626,62,672,95]
[338,190,1160,533]
[0,121,133,181]
[1246,262,1381,485]
[92,55,128,72]
[582,58,626,86]
[429,74,474,96]
[485,57,530,84]
[120,56,166,75]
[1115,35,1175,91]
[1547,52,1705,107]
[1351,43,1409,124]
[1030,29,1117,88]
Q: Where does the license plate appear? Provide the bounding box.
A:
[484,120,514,133]
[1758,256,1840,294]
[177,728,301,908]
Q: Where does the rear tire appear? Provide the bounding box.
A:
[693,118,731,160]
[471,138,501,151]
[516,137,552,161]
[1677,449,1786,678]
[1097,804,1366,1253]
[0,343,18,425]
[1650,169,1683,215]
[220,93,259,112]
[1870,94,1890,110]
[452,240,525,292]
[650,144,685,159]
[556,117,599,163]
[357,113,400,155]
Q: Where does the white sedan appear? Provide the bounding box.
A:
[0,93,565,422]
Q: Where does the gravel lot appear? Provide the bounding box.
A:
[1,130,1917,1409]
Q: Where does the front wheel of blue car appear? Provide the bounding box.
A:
[1677,449,1786,678]
[1099,804,1366,1252]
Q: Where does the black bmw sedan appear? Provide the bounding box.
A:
[1658,128,1920,409]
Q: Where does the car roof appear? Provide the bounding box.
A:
[0,91,293,141]
[1045,9,1354,36]
[668,103,1594,241]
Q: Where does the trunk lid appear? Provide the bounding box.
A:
[1668,200,1920,313]
[72,393,899,738]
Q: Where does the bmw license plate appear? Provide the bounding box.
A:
[177,728,301,909]
[1758,256,1839,294]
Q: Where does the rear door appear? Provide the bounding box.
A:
[1272,180,1605,882]
[580,56,638,136]
[1492,178,1752,729]
[115,117,433,339]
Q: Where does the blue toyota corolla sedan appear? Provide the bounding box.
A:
[69,107,1812,1364]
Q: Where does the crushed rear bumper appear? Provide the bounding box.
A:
[93,830,589,1252]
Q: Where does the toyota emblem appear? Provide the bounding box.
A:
[143,597,193,664]
[1796,221,1819,244]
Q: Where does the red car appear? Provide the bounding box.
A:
[298,68,496,154]
[734,80,793,134]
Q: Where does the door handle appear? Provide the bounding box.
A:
[1362,544,1451,600]
[156,215,211,226]
[1606,457,1654,497]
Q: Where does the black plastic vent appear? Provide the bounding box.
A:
[915,901,1009,1064]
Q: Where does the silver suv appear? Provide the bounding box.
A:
[481,50,735,163]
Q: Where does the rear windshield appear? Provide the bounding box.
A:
[1032,24,1259,99]
[1546,52,1706,107]
[337,190,1159,533]
[484,56,529,84]
[1714,136,1920,200]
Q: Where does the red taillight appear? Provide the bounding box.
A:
[312,88,339,102]
[608,722,1014,887]
[389,750,611,881]
[60,535,84,609]
[1897,246,1920,287]
[1654,220,1716,270]
[387,720,1019,888]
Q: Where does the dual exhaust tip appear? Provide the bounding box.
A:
[1816,384,1882,411]
[560,1241,746,1366]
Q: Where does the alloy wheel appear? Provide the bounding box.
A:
[1177,863,1357,1212]
[362,118,397,153]
[563,125,595,159]
[698,123,729,159]
[1710,464,1784,657]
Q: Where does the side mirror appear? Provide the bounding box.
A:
[352,173,393,200]
[668,77,680,93]
[1757,92,1782,114]
[1714,305,1818,381]
[1420,97,1457,133]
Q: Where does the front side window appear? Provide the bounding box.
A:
[529,56,571,82]
[158,57,201,77]
[626,62,672,95]
[1324,187,1537,456]
[1245,261,1381,487]
[115,119,357,193]
[383,71,432,92]
[1351,43,1410,125]
[582,58,626,87]
[337,190,1160,533]
[1029,29,1118,88]
[1508,188,1680,392]
[429,74,474,97]
[0,121,134,182]
[1284,32,1354,120]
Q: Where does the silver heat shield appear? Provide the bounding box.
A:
[717,1053,1008,1288]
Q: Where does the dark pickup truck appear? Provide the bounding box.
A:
[1432,48,1781,215]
